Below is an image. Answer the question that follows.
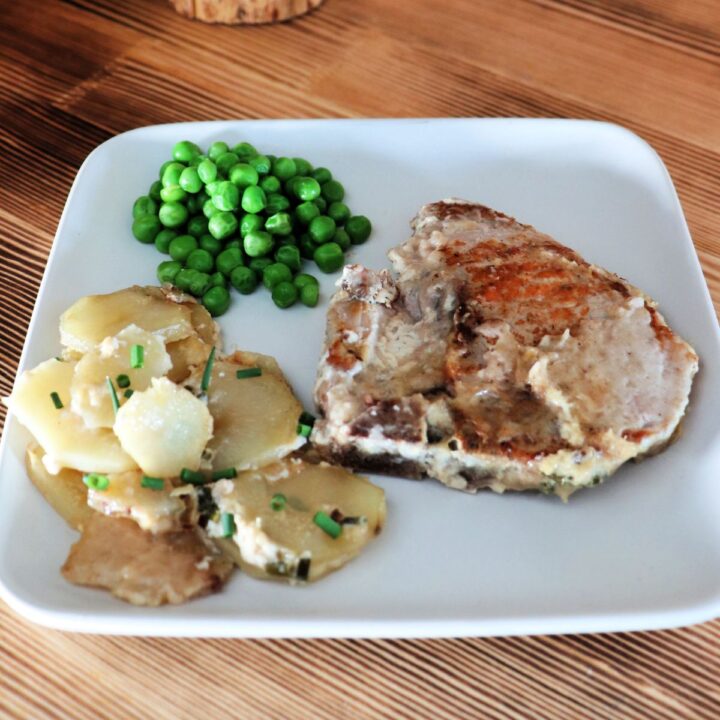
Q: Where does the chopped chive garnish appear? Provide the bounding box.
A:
[116,374,131,389]
[220,512,236,538]
[123,388,134,399]
[270,493,287,512]
[236,367,262,379]
[141,476,164,490]
[55,356,64,362]
[83,473,109,491]
[296,557,311,581]
[180,468,207,485]
[211,467,237,480]
[50,391,63,409]
[201,346,216,394]
[313,511,342,539]
[106,377,120,414]
[297,423,312,438]
[299,411,316,428]
[130,344,144,369]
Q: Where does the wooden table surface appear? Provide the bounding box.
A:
[1,1,719,717]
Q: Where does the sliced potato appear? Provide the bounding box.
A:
[87,470,187,534]
[5,358,136,473]
[114,377,213,477]
[166,335,213,384]
[59,286,195,353]
[62,513,233,606]
[206,357,304,472]
[71,325,172,428]
[211,459,386,582]
[25,443,93,531]
[189,302,218,345]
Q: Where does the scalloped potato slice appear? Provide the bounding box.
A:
[114,377,213,477]
[4,358,136,473]
[211,459,386,582]
[206,358,304,472]
[166,335,213,384]
[189,303,218,345]
[60,286,194,353]
[71,325,172,428]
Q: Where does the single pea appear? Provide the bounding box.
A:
[174,268,199,292]
[328,201,350,225]
[277,234,298,248]
[266,193,290,214]
[208,141,229,161]
[293,273,319,291]
[299,233,319,259]
[203,198,220,219]
[179,166,203,193]
[240,213,264,238]
[197,158,218,185]
[313,241,345,273]
[205,180,222,196]
[173,140,201,163]
[294,177,321,202]
[284,176,302,198]
[322,180,345,203]
[346,215,372,244]
[159,202,189,228]
[188,154,206,168]
[211,181,240,212]
[199,233,223,256]
[132,195,157,219]
[216,247,244,277]
[208,211,239,240]
[186,191,207,215]
[160,184,187,203]
[168,234,198,263]
[262,262,293,290]
[266,154,277,163]
[154,228,177,254]
[233,141,258,160]
[259,175,281,194]
[230,265,258,294]
[300,282,319,308]
[333,227,351,251]
[309,215,337,244]
[265,212,292,236]
[248,257,273,276]
[229,163,259,189]
[157,260,182,285]
[189,271,211,297]
[224,239,242,250]
[295,201,320,226]
[243,230,274,258]
[148,181,163,202]
[275,244,301,272]
[312,167,332,184]
[186,248,215,273]
[241,185,267,214]
[187,215,210,239]
[202,285,231,317]
[313,196,327,212]
[272,157,297,181]
[249,155,271,175]
[132,215,162,244]
[161,162,186,188]
[159,160,174,181]
[216,152,240,176]
[292,158,313,176]
[208,271,227,289]
[272,281,298,309]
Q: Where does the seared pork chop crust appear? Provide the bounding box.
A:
[313,200,698,497]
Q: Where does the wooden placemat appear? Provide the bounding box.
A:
[0,1,718,717]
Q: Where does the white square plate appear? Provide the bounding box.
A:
[1,119,719,638]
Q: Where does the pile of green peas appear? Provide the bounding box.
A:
[131,139,373,317]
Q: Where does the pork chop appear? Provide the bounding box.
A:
[312,200,699,498]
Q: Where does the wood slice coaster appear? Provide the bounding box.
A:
[168,0,324,24]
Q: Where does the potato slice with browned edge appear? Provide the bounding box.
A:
[166,335,213,384]
[25,443,93,531]
[62,513,233,606]
[4,358,136,473]
[210,459,386,583]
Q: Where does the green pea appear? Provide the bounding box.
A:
[300,282,319,308]
[186,191,207,215]
[173,140,201,163]
[148,181,163,202]
[271,281,298,309]
[312,167,332,184]
[187,215,209,239]
[224,239,241,250]
[229,163,259,189]
[159,202,189,229]
[216,152,239,176]
[199,234,223,256]
[313,242,344,273]
[233,142,258,160]
[284,176,301,198]
[333,228,351,251]
[313,196,327,213]
[154,228,177,254]
[216,247,244,277]
[309,215,336,244]
[133,195,157,219]
[230,265,258,294]
[265,212,292,236]
[299,233,319,259]
[197,158,218,185]
[295,201,320,226]
[293,273,319,291]
[262,262,293,290]
[208,271,227,289]
[328,202,350,225]
[241,186,267,214]
[275,245,301,273]
[244,230,274,258]
[174,268,198,292]
[132,215,162,244]
[189,271,211,297]
[277,234,298,248]
[322,180,345,203]
[248,257,273,276]
[208,141,229,161]
[188,154,206,168]
[346,215,372,244]
[240,213,264,238]
[211,181,240,211]
[208,211,238,240]
[259,175,281,194]
[249,155,271,175]
[161,162,186,188]
[168,234,198,263]
[203,198,220,219]
[179,167,203,193]
[186,248,215,273]
[266,193,290,214]
[160,184,187,203]
[157,260,182,285]
[159,160,174,181]
[205,181,222,196]
[202,286,231,317]
[272,157,297,181]
[295,177,321,202]
[293,158,313,176]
